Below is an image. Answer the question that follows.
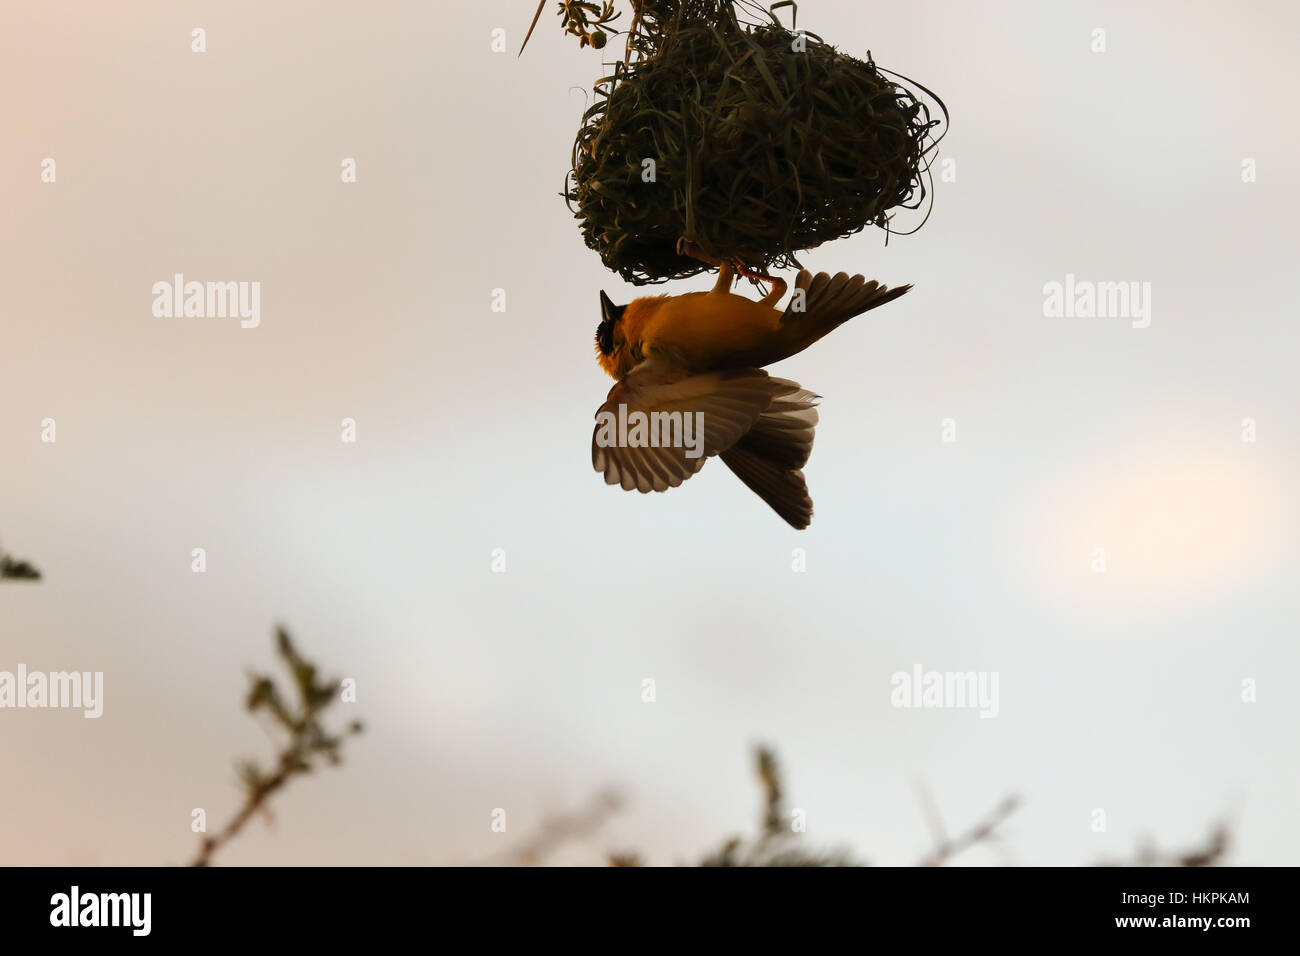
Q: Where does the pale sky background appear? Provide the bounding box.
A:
[1,1,1297,865]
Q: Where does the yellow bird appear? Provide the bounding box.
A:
[592,261,910,528]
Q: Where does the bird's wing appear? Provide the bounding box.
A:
[719,381,820,529]
[591,364,779,493]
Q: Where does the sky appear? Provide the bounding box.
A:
[1,0,1297,866]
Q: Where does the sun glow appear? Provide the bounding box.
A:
[1036,458,1275,605]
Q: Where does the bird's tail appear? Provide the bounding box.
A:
[750,270,910,368]
[719,380,819,529]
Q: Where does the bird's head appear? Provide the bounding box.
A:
[595,289,629,379]
[595,290,667,379]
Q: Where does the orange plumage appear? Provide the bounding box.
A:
[591,263,910,528]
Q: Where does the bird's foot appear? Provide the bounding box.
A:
[677,239,785,303]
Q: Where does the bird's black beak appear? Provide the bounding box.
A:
[599,290,624,326]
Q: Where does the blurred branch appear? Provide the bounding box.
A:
[916,790,1021,867]
[190,626,362,867]
[697,746,863,866]
[600,747,1226,867]
[693,748,1013,866]
[0,541,41,580]
[1096,823,1230,868]
[757,746,784,837]
[499,789,624,865]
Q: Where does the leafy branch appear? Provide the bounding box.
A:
[190,627,362,866]
[606,746,1226,867]
[521,0,623,55]
[497,790,624,865]
[0,541,41,580]
[1095,824,1230,867]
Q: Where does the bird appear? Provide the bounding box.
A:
[592,260,910,528]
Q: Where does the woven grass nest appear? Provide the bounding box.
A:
[565,0,945,285]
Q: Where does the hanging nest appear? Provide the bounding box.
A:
[565,0,946,284]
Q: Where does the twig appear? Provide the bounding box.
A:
[1095,823,1230,868]
[917,795,1021,866]
[0,542,41,580]
[499,789,624,866]
[697,746,864,866]
[190,627,361,866]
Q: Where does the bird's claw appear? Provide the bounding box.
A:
[677,238,781,295]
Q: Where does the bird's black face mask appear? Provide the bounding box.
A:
[596,290,624,356]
